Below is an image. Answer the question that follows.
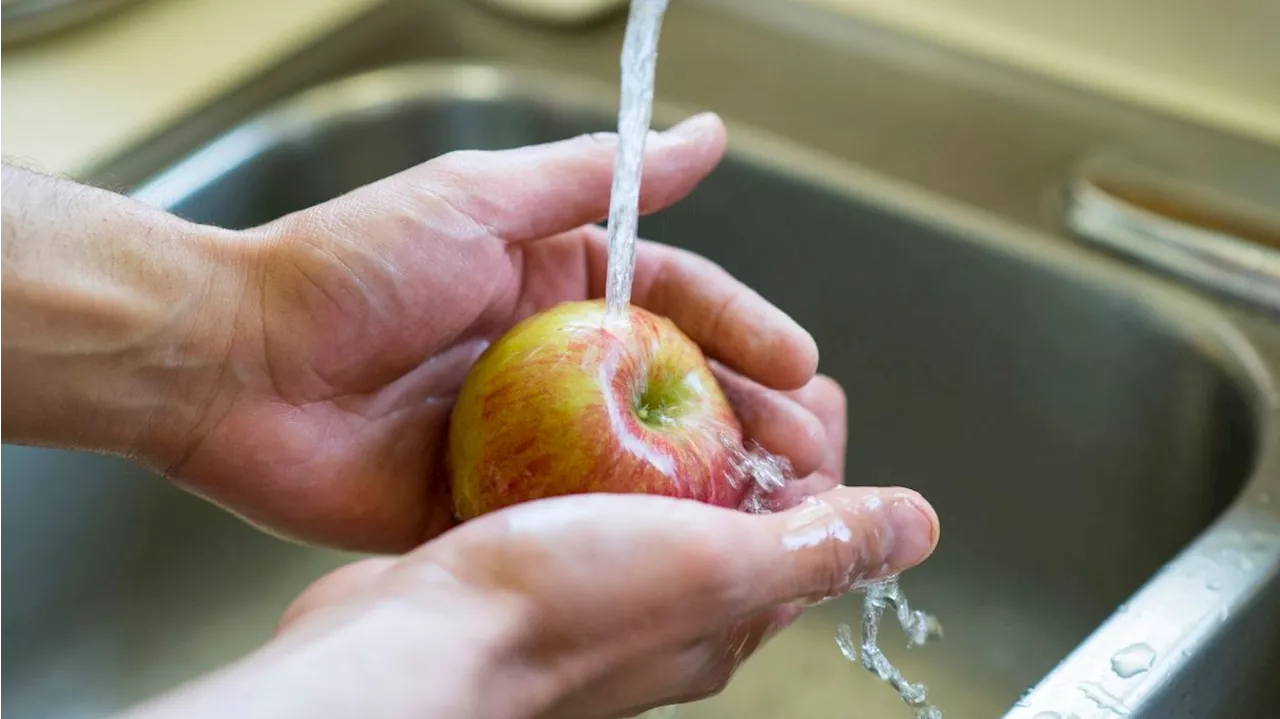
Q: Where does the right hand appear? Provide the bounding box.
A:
[267,383,939,719]
[123,395,939,719]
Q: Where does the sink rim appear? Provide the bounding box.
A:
[126,60,1280,718]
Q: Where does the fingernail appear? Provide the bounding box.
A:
[884,494,938,571]
[661,112,720,143]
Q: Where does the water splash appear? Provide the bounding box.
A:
[1078,681,1130,715]
[1109,643,1156,678]
[858,576,945,718]
[721,435,793,514]
[604,0,669,319]
[1013,688,1033,707]
[835,623,859,661]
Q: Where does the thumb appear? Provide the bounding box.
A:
[381,112,726,244]
[731,485,940,611]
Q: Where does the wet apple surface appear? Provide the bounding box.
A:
[447,299,749,521]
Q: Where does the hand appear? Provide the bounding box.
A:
[123,465,939,719]
[157,112,838,552]
[120,377,941,719]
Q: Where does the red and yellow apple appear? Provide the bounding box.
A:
[446,299,747,521]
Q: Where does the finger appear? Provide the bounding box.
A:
[711,362,825,478]
[578,225,819,390]
[406,112,727,244]
[794,374,849,480]
[732,485,939,611]
[434,486,936,635]
[760,375,849,511]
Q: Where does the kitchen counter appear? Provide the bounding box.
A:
[2,0,383,177]
[801,0,1280,153]
[4,0,1279,180]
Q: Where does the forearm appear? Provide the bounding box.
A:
[1,164,253,464]
[119,598,542,719]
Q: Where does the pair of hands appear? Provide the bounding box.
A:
[3,112,939,718]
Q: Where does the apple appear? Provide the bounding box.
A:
[447,299,748,521]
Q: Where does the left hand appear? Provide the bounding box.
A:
[154,112,837,552]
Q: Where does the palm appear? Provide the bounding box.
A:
[171,115,842,553]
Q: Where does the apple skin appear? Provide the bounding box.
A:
[447,299,747,521]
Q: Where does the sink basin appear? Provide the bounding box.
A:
[5,1,1280,718]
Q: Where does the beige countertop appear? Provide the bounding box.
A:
[802,0,1280,151]
[4,0,1278,181]
[2,0,384,178]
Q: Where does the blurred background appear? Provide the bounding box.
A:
[4,2,1279,719]
[3,0,1278,176]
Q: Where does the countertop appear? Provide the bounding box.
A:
[3,0,1279,180]
[2,0,384,177]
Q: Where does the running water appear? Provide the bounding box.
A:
[859,577,946,718]
[604,0,669,319]
[602,3,943,717]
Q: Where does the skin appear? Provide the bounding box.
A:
[1,112,941,718]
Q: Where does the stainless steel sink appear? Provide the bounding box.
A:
[5,1,1280,718]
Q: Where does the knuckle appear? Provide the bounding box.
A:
[429,148,484,172]
[581,130,618,146]
[693,662,737,702]
[813,530,864,598]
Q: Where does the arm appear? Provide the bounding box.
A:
[120,485,939,719]
[1,164,247,466]
[119,596,529,719]
[2,114,844,554]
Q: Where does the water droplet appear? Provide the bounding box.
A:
[835,623,858,661]
[1033,712,1081,719]
[1247,530,1277,548]
[1205,579,1223,591]
[1079,681,1131,715]
[1013,687,1034,707]
[1110,643,1156,678]
[1219,548,1255,571]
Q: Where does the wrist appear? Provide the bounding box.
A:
[1,166,259,465]
[124,219,261,470]
[123,588,544,719]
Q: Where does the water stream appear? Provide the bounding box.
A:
[604,2,944,716]
[604,0,668,318]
